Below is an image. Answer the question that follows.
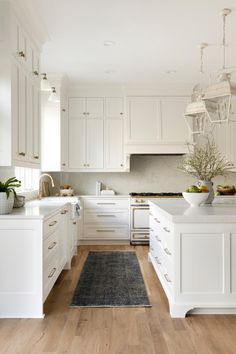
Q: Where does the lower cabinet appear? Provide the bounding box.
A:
[79,197,130,244]
[149,202,236,318]
[0,203,76,318]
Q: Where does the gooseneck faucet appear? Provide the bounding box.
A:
[38,173,55,199]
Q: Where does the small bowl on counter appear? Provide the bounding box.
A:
[182,192,209,207]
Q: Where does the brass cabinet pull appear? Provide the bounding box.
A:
[18,51,25,57]
[87,164,90,167]
[73,221,76,225]
[48,241,57,250]
[164,247,172,256]
[97,202,116,205]
[120,112,123,115]
[49,220,57,227]
[155,256,161,265]
[164,273,171,283]
[96,214,115,217]
[96,229,115,232]
[120,164,123,167]
[34,155,39,159]
[48,267,57,278]
[33,70,39,76]
[19,152,26,156]
[62,163,66,166]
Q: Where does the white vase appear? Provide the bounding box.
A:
[0,192,14,214]
[196,180,214,204]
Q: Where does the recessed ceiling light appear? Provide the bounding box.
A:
[166,70,177,74]
[105,70,116,74]
[104,40,116,47]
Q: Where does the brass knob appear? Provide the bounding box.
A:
[83,163,86,167]
[73,221,76,225]
[34,156,39,159]
[62,108,66,112]
[83,112,86,115]
[120,112,123,115]
[120,164,123,167]
[33,71,39,76]
[62,163,66,166]
[87,163,90,167]
[19,152,25,156]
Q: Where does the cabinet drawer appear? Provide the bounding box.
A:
[83,198,129,210]
[83,226,129,240]
[43,229,59,264]
[84,211,128,225]
[132,232,149,241]
[43,254,59,302]
[44,213,60,237]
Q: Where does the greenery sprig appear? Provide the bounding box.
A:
[178,138,233,181]
[0,177,21,199]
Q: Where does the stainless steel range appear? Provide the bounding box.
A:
[130,193,182,244]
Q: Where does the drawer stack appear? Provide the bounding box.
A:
[149,207,174,292]
[43,212,61,301]
[81,197,130,242]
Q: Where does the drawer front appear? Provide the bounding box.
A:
[43,254,59,302]
[84,211,129,225]
[44,213,60,238]
[131,232,149,241]
[83,226,129,240]
[43,228,59,264]
[83,198,129,210]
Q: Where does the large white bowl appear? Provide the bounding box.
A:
[182,192,210,207]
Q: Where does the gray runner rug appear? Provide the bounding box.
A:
[70,251,151,307]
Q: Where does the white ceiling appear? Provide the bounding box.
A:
[32,0,236,86]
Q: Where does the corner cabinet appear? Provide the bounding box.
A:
[126,96,190,154]
[67,97,129,172]
[0,2,41,168]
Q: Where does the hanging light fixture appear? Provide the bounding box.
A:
[40,73,51,91]
[203,8,236,123]
[48,87,60,103]
[184,43,209,135]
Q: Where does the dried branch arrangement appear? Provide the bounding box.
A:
[178,138,233,181]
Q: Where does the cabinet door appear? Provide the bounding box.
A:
[69,97,86,117]
[105,97,124,117]
[61,96,68,170]
[32,84,40,162]
[160,97,189,142]
[18,68,28,159]
[105,118,124,169]
[127,97,161,142]
[86,117,104,168]
[86,98,103,118]
[68,117,86,168]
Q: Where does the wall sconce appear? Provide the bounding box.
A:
[48,87,60,103]
[40,73,51,91]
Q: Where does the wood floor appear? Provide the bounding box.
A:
[1,245,236,354]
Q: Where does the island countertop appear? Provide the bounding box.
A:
[149,198,236,223]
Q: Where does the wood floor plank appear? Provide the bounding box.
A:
[0,245,236,354]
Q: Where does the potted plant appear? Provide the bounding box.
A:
[0,177,21,214]
[178,138,233,203]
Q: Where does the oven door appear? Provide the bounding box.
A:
[131,206,149,230]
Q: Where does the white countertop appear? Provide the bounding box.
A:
[149,198,236,223]
[0,196,79,220]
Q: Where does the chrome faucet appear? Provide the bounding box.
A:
[38,173,55,199]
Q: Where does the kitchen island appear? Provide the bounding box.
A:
[149,198,236,318]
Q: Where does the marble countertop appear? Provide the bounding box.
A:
[149,198,236,223]
[0,196,79,220]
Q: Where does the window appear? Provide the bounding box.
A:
[15,167,40,192]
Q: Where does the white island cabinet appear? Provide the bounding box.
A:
[149,198,236,318]
[0,199,78,318]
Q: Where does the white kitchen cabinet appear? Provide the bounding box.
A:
[105,98,125,170]
[0,2,42,168]
[79,197,130,244]
[126,96,190,154]
[68,97,104,170]
[149,200,236,318]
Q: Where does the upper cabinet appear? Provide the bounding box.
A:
[126,96,190,154]
[66,97,129,172]
[0,2,42,168]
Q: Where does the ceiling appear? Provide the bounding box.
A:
[32,0,236,86]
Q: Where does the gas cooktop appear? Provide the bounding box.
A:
[129,192,183,197]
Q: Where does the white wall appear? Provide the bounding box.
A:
[50,155,236,196]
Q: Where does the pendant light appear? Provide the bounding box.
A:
[184,43,209,135]
[40,73,51,91]
[48,87,60,103]
[203,8,236,123]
